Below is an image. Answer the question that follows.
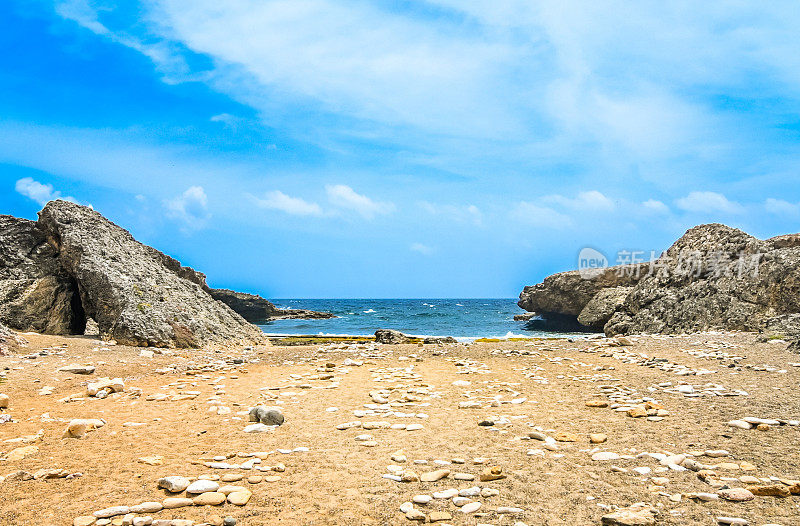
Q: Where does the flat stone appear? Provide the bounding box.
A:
[162,498,193,509]
[749,484,791,497]
[420,469,450,482]
[429,511,452,522]
[93,507,129,519]
[227,490,252,505]
[74,517,97,526]
[129,503,163,514]
[59,364,96,375]
[187,480,220,494]
[601,507,656,525]
[589,433,608,443]
[460,502,482,513]
[718,488,755,502]
[193,492,227,506]
[412,495,432,504]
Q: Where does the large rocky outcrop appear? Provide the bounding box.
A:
[209,289,334,323]
[32,200,266,348]
[0,215,85,334]
[519,224,800,336]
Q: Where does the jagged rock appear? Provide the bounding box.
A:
[577,286,633,330]
[0,321,27,355]
[36,200,265,347]
[0,215,85,334]
[518,265,645,317]
[209,289,333,322]
[375,329,411,344]
[520,224,800,336]
[423,336,457,344]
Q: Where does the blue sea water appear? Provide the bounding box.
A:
[258,299,595,339]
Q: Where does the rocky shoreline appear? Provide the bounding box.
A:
[518,223,800,344]
[0,201,331,348]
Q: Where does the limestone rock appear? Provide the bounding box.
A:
[36,200,265,348]
[375,329,411,344]
[209,289,333,322]
[519,223,800,336]
[0,215,85,335]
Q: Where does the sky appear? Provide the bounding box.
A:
[2,1,800,298]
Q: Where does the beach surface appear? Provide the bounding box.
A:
[1,331,799,525]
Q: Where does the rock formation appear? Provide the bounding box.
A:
[0,321,27,355]
[0,200,266,348]
[519,224,800,337]
[209,289,333,323]
[375,329,411,344]
[0,215,85,334]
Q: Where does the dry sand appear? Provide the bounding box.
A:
[1,331,799,525]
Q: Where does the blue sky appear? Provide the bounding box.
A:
[2,1,800,298]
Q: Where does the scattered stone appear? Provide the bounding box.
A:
[248,406,284,426]
[158,476,191,493]
[420,469,450,482]
[718,488,755,502]
[479,466,506,481]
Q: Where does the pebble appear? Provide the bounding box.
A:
[158,476,191,493]
[162,498,193,509]
[93,507,129,518]
[129,503,162,514]
[460,502,482,513]
[227,490,252,505]
[718,488,755,502]
[406,509,426,521]
[412,495,432,504]
[186,480,220,494]
[717,518,748,526]
[592,452,620,461]
[193,492,227,505]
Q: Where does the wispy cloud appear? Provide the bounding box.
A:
[164,185,210,229]
[325,184,394,219]
[642,199,670,214]
[15,177,78,206]
[543,190,615,212]
[252,190,322,216]
[765,198,800,217]
[510,202,571,229]
[419,202,483,226]
[675,191,744,215]
[410,242,433,255]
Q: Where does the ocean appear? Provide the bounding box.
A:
[258,298,596,340]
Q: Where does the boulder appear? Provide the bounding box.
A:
[36,200,265,348]
[375,329,411,344]
[248,405,284,426]
[0,215,85,334]
[423,336,457,344]
[0,321,27,356]
[519,223,800,336]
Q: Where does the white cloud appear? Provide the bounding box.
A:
[765,198,800,217]
[252,190,322,216]
[410,242,433,255]
[675,191,744,214]
[326,184,394,219]
[165,185,210,229]
[642,199,670,214]
[419,202,483,226]
[544,190,615,212]
[510,202,571,229]
[15,177,78,206]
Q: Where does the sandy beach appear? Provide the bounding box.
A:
[1,331,798,525]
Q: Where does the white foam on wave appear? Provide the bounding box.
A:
[363,309,376,313]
